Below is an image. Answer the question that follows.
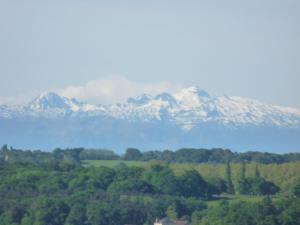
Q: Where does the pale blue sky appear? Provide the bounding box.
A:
[0,0,299,107]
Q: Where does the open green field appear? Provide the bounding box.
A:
[205,194,271,207]
[83,159,300,194]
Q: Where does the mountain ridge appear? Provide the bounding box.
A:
[0,87,300,152]
[1,87,299,129]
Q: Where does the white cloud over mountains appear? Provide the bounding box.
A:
[59,75,184,104]
[0,75,184,105]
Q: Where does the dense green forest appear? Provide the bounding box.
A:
[1,145,300,225]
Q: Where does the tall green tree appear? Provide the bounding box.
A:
[166,204,178,220]
[143,164,180,195]
[179,170,210,197]
[237,162,249,194]
[240,161,246,180]
[123,148,142,160]
[225,162,235,194]
[255,165,261,178]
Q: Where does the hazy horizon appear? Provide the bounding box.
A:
[0,0,299,108]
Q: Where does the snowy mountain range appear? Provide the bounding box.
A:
[1,87,300,152]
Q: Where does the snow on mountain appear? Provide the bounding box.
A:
[1,87,300,152]
[106,87,300,129]
[1,87,300,129]
[28,92,81,112]
[174,86,210,108]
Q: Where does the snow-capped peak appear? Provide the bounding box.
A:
[1,87,300,130]
[177,86,210,97]
[28,92,80,112]
[173,86,210,107]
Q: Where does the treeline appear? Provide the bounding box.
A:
[0,160,299,225]
[1,145,300,164]
[123,148,300,164]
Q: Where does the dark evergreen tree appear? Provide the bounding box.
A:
[225,162,235,194]
[237,162,250,194]
[240,161,246,180]
[255,164,261,178]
